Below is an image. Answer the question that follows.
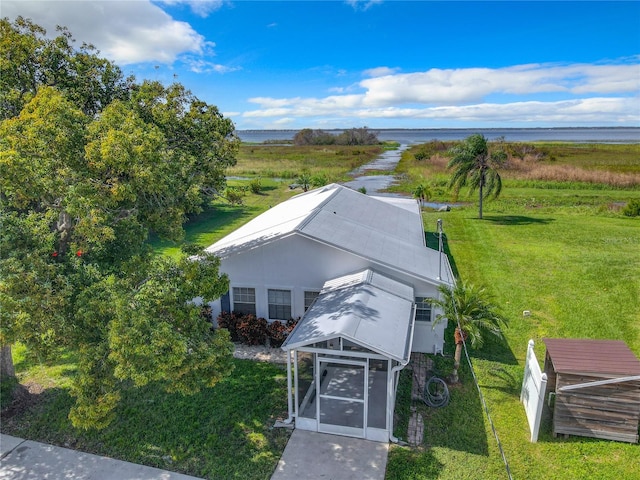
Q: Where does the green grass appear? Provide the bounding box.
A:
[387,198,640,479]
[150,178,299,258]
[386,141,640,479]
[2,358,291,480]
[10,343,79,390]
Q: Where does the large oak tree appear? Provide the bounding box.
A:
[0,18,239,428]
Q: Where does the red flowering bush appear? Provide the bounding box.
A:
[217,312,299,347]
[236,315,268,345]
[267,318,298,347]
[216,311,242,342]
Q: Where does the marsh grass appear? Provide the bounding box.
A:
[399,143,640,192]
[231,144,387,182]
[506,161,640,188]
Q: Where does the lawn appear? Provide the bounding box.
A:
[2,344,291,480]
[386,143,640,479]
[4,140,639,480]
[150,177,300,258]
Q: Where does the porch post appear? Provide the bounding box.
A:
[287,348,294,422]
[293,349,299,418]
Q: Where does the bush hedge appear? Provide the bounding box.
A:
[217,312,298,347]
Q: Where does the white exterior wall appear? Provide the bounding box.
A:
[209,234,447,354]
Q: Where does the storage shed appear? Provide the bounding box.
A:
[543,338,640,443]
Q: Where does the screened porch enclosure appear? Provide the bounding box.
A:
[281,269,415,443]
[292,347,393,441]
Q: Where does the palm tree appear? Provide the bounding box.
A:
[429,281,508,383]
[412,182,432,206]
[297,172,312,192]
[447,134,506,219]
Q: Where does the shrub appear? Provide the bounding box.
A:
[414,150,428,161]
[266,318,299,347]
[249,177,262,194]
[310,173,328,187]
[225,187,245,205]
[218,313,299,347]
[236,315,268,345]
[217,311,242,341]
[622,199,640,217]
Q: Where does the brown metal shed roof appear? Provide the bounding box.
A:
[543,338,640,376]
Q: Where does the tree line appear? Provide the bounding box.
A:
[293,127,379,146]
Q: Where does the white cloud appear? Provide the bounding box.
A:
[345,0,383,12]
[3,0,211,65]
[363,66,400,78]
[186,58,240,74]
[159,0,225,18]
[240,61,640,126]
[359,63,640,107]
[242,96,639,125]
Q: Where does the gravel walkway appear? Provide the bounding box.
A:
[232,343,288,364]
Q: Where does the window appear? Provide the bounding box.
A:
[268,289,292,320]
[304,291,320,311]
[233,287,256,315]
[415,297,432,322]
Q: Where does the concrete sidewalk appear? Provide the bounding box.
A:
[271,430,388,480]
[0,434,204,480]
[1,430,389,480]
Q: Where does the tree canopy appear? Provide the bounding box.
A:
[0,17,132,120]
[0,18,239,428]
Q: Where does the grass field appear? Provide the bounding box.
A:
[3,141,639,479]
[386,143,640,480]
[386,202,640,480]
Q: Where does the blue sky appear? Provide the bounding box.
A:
[4,1,640,129]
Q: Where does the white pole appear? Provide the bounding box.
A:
[437,218,443,281]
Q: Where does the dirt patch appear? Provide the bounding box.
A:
[1,380,46,422]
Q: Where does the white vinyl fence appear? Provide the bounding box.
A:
[520,339,547,442]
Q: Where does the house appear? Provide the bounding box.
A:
[205,183,454,441]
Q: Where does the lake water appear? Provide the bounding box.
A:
[236,127,639,144]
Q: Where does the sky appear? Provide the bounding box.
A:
[3,0,640,130]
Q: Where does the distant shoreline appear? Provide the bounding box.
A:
[236,127,640,144]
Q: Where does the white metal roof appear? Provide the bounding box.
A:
[205,183,454,285]
[281,269,415,364]
[204,184,337,257]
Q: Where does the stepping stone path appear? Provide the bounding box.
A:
[407,353,434,446]
[407,407,424,447]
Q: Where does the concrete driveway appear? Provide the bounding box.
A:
[0,434,203,480]
[271,430,388,480]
